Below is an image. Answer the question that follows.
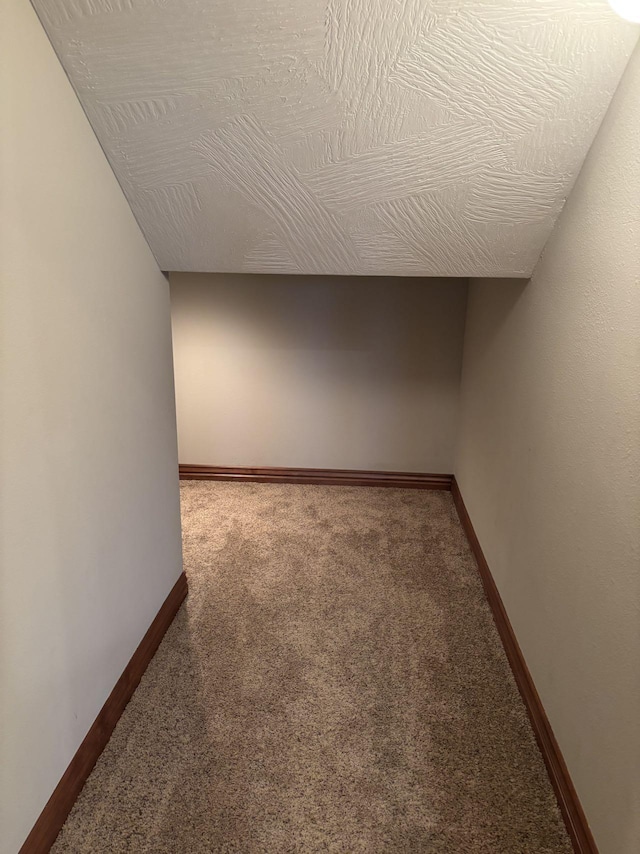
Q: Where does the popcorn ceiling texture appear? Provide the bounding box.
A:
[32,0,638,275]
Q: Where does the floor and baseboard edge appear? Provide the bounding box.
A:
[179,464,453,490]
[451,477,598,854]
[19,571,188,854]
[19,478,596,852]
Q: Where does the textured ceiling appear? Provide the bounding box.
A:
[33,0,638,276]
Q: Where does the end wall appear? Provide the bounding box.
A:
[0,2,183,850]
[170,273,467,473]
[455,46,640,854]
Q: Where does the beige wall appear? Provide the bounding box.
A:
[170,273,467,473]
[0,2,183,851]
[455,46,640,854]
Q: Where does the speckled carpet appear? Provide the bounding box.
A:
[52,482,571,853]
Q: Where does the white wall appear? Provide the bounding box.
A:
[170,273,467,473]
[455,45,640,854]
[0,2,183,851]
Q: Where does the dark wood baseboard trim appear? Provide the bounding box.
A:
[19,572,188,854]
[179,464,452,490]
[451,477,597,854]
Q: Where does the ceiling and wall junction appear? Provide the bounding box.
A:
[31,0,638,276]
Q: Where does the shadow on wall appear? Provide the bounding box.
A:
[169,273,471,472]
[466,277,530,347]
[174,273,464,377]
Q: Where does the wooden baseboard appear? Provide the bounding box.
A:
[179,464,452,490]
[451,478,597,854]
[19,572,188,854]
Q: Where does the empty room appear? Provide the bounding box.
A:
[1,1,639,853]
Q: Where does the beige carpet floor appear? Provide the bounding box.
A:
[52,482,571,853]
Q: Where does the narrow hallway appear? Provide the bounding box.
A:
[52,483,570,852]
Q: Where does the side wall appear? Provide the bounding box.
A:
[455,46,640,854]
[0,2,183,851]
[170,273,467,473]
